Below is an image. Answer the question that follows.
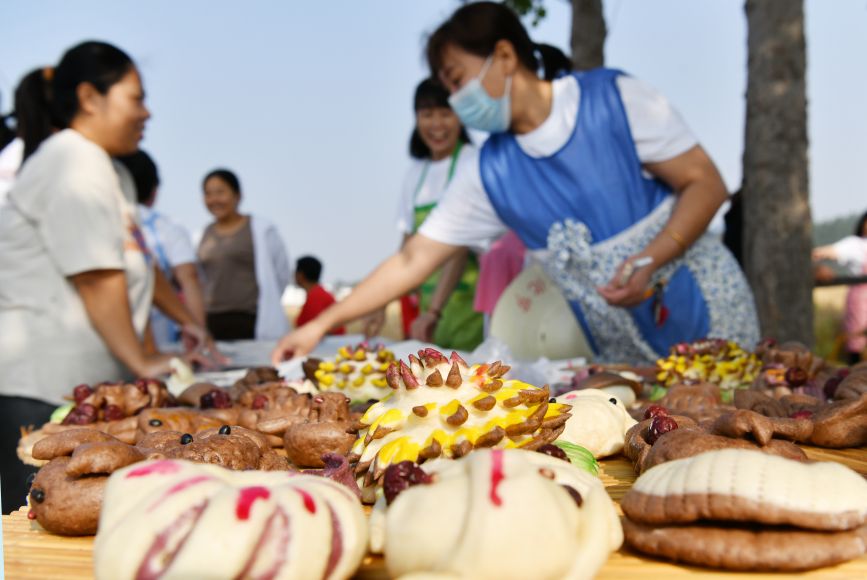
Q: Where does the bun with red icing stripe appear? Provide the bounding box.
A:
[94,459,367,580]
[372,449,621,580]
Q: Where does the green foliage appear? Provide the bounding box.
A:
[814,294,844,361]
[502,0,549,26]
[813,212,860,246]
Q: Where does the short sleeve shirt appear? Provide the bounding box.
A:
[139,205,196,272]
[0,129,155,404]
[395,144,477,235]
[832,236,867,275]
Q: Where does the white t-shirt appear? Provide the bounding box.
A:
[0,137,24,206]
[832,235,867,276]
[395,143,477,234]
[0,129,155,404]
[419,74,698,249]
[138,205,196,270]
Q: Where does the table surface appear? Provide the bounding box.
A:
[3,445,866,580]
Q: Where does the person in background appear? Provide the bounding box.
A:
[0,41,210,513]
[722,190,744,267]
[474,230,526,333]
[197,168,291,341]
[367,78,484,350]
[0,67,55,204]
[294,255,345,335]
[0,91,14,150]
[273,2,759,364]
[117,149,207,349]
[812,211,867,364]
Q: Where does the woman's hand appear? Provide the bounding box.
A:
[410,311,439,342]
[597,256,655,307]
[180,322,207,352]
[362,308,386,338]
[811,246,837,262]
[137,353,176,378]
[180,323,228,368]
[140,347,221,378]
[271,319,327,364]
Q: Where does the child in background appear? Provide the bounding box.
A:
[295,256,345,335]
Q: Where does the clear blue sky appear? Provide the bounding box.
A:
[2,0,865,283]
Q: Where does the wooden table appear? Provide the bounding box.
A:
[3,446,866,579]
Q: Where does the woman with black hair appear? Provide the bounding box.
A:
[0,67,55,204]
[394,78,483,350]
[0,41,211,513]
[813,212,867,363]
[197,168,291,341]
[273,2,759,364]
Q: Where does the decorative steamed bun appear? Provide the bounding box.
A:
[554,389,637,458]
[348,349,572,487]
[656,339,761,398]
[304,344,396,403]
[94,459,367,580]
[376,449,622,580]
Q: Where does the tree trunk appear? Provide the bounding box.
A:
[742,0,813,345]
[570,0,606,70]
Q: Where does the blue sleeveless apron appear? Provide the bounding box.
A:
[479,68,758,363]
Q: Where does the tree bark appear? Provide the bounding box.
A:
[742,0,813,345]
[571,0,606,70]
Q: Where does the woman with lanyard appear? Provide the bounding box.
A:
[274,2,759,365]
[368,78,484,351]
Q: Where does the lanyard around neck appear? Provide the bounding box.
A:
[413,141,464,204]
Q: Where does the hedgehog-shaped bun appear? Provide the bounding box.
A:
[304,344,396,403]
[348,348,571,486]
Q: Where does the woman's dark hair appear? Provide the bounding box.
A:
[427,2,570,80]
[15,68,55,161]
[535,43,573,81]
[855,211,867,238]
[51,41,135,128]
[409,78,471,159]
[0,92,14,150]
[203,168,241,195]
[117,149,160,205]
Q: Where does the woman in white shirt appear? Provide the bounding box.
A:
[391,78,484,350]
[813,212,867,363]
[0,41,205,513]
[273,2,759,364]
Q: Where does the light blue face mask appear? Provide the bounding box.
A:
[448,56,512,133]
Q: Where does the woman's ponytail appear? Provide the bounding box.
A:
[15,67,55,161]
[534,43,573,81]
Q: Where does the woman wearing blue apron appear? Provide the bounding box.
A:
[273,2,759,365]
